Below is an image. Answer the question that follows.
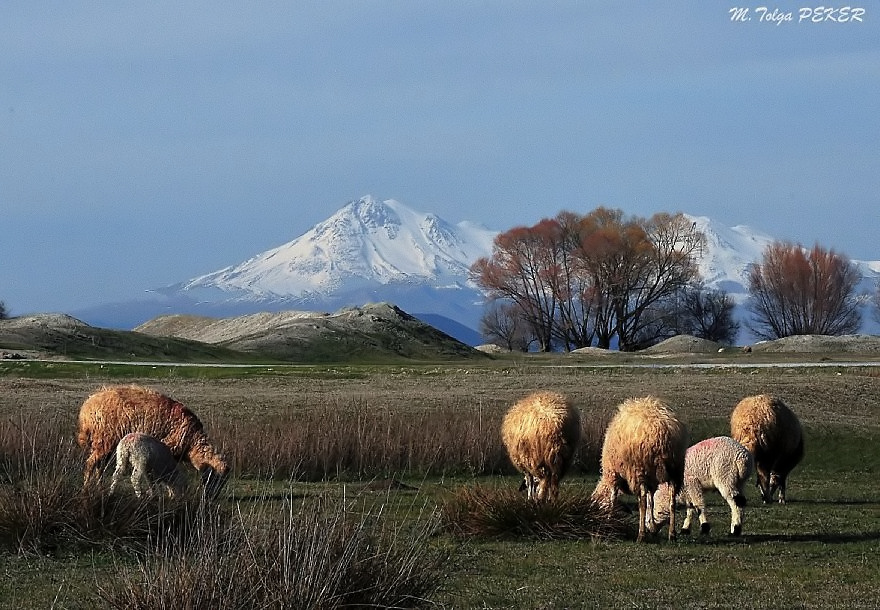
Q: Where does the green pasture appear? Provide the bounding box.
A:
[0,361,878,608]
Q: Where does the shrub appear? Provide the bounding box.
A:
[438,483,631,540]
[98,493,447,609]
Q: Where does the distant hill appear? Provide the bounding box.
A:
[0,313,255,363]
[1,304,486,363]
[135,303,484,362]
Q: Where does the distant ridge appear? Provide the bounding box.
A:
[71,196,880,342]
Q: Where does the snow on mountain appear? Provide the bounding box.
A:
[685,215,775,300]
[169,195,496,302]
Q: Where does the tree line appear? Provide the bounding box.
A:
[470,207,872,352]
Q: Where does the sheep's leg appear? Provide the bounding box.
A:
[83,449,111,487]
[645,490,656,533]
[772,473,786,504]
[666,486,677,541]
[109,457,128,495]
[681,504,697,534]
[637,485,647,542]
[720,487,745,536]
[547,472,560,501]
[688,488,709,535]
[524,474,537,500]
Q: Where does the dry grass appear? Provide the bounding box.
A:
[97,493,446,609]
[439,484,632,540]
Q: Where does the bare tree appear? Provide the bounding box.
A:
[747,241,862,339]
[478,300,533,351]
[470,220,562,352]
[472,208,705,352]
[673,283,741,344]
[550,211,598,350]
[576,209,705,350]
[0,301,8,320]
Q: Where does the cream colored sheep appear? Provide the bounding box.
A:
[501,391,581,502]
[110,432,187,499]
[591,396,688,542]
[652,436,754,536]
[730,394,803,504]
[78,385,229,497]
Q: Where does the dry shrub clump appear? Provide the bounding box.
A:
[98,494,448,609]
[439,484,631,541]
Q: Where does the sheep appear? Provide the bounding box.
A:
[651,436,754,536]
[500,390,581,502]
[77,385,229,497]
[591,396,688,542]
[730,394,804,504]
[110,432,188,499]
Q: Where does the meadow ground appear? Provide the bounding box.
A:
[0,359,879,608]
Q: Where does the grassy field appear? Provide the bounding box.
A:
[1,358,879,608]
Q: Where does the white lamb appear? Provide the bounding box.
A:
[110,432,188,499]
[652,436,754,536]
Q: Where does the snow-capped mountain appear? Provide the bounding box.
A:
[75,196,879,343]
[143,196,497,342]
[168,195,495,302]
[688,214,880,313]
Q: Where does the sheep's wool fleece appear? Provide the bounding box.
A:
[730,394,802,455]
[600,396,688,491]
[501,391,581,471]
[78,385,205,457]
[684,436,753,484]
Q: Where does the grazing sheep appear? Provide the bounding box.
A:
[652,436,754,536]
[78,385,229,497]
[110,432,187,498]
[591,396,688,542]
[730,394,803,504]
[501,391,581,502]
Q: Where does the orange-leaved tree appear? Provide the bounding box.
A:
[471,208,705,351]
[470,220,563,352]
[747,241,861,339]
[575,208,704,350]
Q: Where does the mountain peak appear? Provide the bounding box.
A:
[165,196,497,307]
[341,195,403,232]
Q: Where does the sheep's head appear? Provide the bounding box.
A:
[590,477,616,510]
[188,439,229,499]
[650,483,675,530]
[200,458,229,499]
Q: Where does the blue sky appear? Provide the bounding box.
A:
[2,2,878,315]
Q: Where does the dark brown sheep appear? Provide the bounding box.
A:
[730,394,803,504]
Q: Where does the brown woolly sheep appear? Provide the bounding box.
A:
[501,391,581,502]
[110,432,188,499]
[78,385,229,497]
[730,394,803,504]
[591,396,688,542]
